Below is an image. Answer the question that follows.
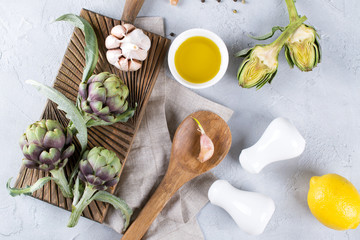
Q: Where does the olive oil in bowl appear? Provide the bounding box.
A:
[168,28,229,89]
[174,36,221,84]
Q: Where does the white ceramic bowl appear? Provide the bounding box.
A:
[168,28,229,89]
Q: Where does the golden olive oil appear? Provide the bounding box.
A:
[175,36,221,84]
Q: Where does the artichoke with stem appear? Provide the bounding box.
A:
[68,147,132,232]
[284,0,321,71]
[236,16,307,89]
[7,119,75,198]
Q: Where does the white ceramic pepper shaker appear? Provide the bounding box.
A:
[239,117,306,174]
[208,180,275,235]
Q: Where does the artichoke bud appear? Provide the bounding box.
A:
[79,147,122,190]
[19,119,75,171]
[78,72,136,127]
[237,45,279,89]
[285,24,321,72]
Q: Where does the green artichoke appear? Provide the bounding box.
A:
[78,72,136,127]
[8,119,75,198]
[284,0,321,71]
[78,147,121,190]
[236,16,307,89]
[19,119,75,171]
[68,147,132,231]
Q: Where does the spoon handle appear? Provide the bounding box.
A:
[121,0,145,23]
[122,165,193,240]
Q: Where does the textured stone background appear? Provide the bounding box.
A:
[1,0,360,239]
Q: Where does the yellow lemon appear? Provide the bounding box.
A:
[308,173,360,230]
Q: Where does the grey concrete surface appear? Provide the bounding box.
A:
[1,0,360,239]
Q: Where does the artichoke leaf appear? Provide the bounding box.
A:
[56,14,99,84]
[284,45,295,68]
[26,80,88,152]
[248,26,286,41]
[234,48,252,58]
[7,177,53,197]
[91,190,133,232]
[86,104,137,127]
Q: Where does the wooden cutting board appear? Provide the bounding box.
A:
[14,8,170,224]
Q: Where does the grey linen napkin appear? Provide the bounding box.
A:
[104,17,233,240]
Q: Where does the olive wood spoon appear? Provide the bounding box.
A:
[122,111,232,240]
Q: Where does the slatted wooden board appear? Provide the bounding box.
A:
[14,8,170,223]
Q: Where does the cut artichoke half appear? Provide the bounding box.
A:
[236,45,279,89]
[285,24,321,72]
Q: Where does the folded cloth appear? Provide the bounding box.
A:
[104,17,233,240]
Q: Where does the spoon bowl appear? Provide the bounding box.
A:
[172,111,232,174]
[122,111,231,239]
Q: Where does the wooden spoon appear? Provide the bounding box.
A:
[122,111,232,240]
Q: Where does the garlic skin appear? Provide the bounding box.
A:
[105,23,151,72]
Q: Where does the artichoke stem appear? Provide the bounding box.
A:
[50,168,73,198]
[270,16,307,53]
[67,185,96,227]
[285,0,299,22]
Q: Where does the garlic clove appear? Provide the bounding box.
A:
[198,133,214,163]
[106,49,122,66]
[110,25,126,39]
[129,48,148,61]
[123,29,151,51]
[118,57,129,71]
[128,59,142,71]
[192,117,214,163]
[105,35,121,49]
[121,42,148,61]
[122,23,136,33]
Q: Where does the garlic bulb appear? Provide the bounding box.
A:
[105,24,151,71]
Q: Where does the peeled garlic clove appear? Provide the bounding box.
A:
[128,59,142,71]
[105,35,121,49]
[239,117,306,174]
[106,49,122,66]
[110,25,126,39]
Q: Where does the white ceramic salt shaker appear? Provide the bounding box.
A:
[208,180,275,235]
[239,117,306,174]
